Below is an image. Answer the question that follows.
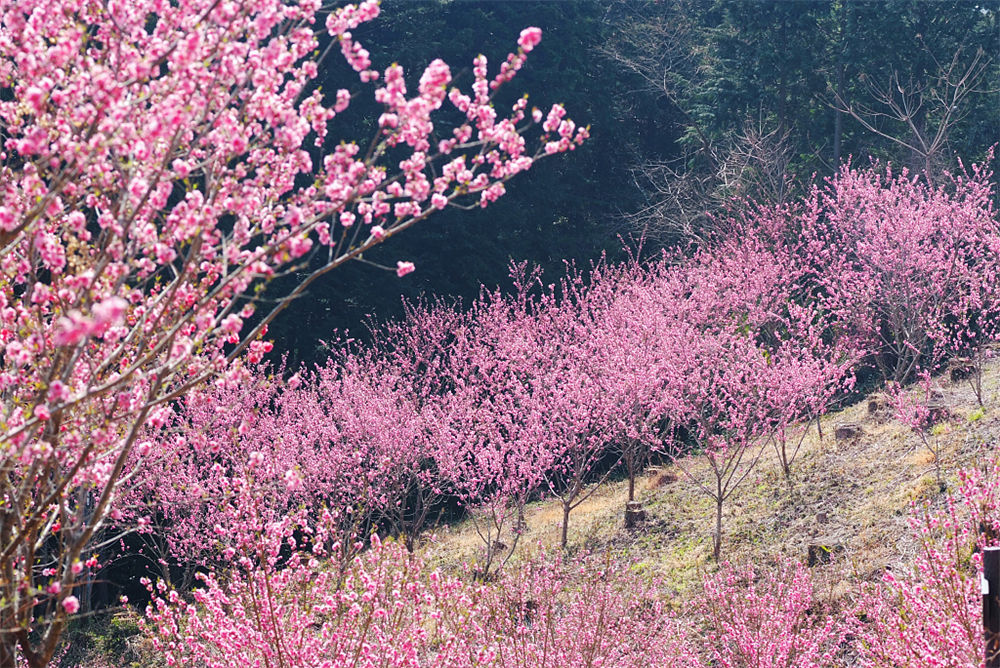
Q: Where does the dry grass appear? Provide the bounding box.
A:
[421,358,1000,603]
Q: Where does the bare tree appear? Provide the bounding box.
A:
[829,43,995,181]
[601,2,794,245]
[622,119,794,246]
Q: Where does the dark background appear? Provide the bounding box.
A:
[269,0,1000,367]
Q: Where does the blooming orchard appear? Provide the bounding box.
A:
[52,158,1000,666]
[3,0,999,663]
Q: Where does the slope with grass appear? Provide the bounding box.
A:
[423,352,1000,603]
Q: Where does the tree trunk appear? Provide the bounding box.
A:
[834,59,844,165]
[714,498,724,562]
[712,495,723,563]
[0,636,17,668]
[561,502,571,549]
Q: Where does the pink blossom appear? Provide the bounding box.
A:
[518,27,543,52]
[283,468,303,491]
[395,261,415,277]
[92,297,127,326]
[0,207,17,231]
[221,314,243,336]
[24,86,45,114]
[48,380,70,403]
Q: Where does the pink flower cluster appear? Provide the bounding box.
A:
[141,499,698,668]
[0,0,586,660]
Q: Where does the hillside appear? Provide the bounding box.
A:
[424,352,1000,602]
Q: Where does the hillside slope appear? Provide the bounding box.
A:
[424,354,1000,602]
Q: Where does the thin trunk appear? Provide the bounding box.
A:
[714,476,724,561]
[834,58,844,165]
[973,354,985,407]
[561,502,571,549]
[714,497,723,562]
[911,107,929,177]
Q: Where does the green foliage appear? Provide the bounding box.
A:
[57,614,148,668]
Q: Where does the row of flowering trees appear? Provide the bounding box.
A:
[127,154,1000,665]
[120,157,999,591]
[134,446,1000,667]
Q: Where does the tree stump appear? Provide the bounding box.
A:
[807,540,844,566]
[834,423,862,441]
[950,358,976,382]
[624,501,646,528]
[649,469,677,488]
[924,401,951,424]
[867,393,888,417]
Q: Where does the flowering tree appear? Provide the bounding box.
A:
[529,267,625,549]
[652,237,847,560]
[662,323,782,562]
[700,558,851,668]
[580,260,679,506]
[854,456,1000,667]
[141,505,495,668]
[0,0,585,662]
[122,350,441,584]
[315,350,449,555]
[800,162,1000,385]
[426,288,554,573]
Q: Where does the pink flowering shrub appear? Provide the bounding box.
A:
[854,455,1000,667]
[889,371,949,484]
[700,559,851,668]
[799,162,1000,384]
[142,502,700,668]
[141,507,493,668]
[484,551,699,668]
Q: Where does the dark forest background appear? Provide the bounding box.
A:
[269,0,999,366]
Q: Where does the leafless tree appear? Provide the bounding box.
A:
[601,2,794,245]
[829,43,995,182]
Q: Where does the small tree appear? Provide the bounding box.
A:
[854,457,1000,667]
[532,268,624,549]
[434,290,554,573]
[802,163,1000,385]
[663,324,783,562]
